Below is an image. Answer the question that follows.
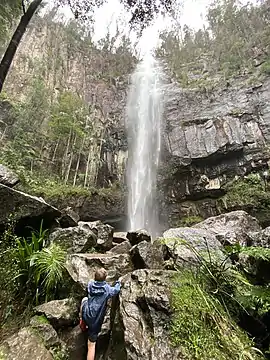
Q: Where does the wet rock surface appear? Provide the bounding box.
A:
[0,164,19,187]
[58,207,79,228]
[127,229,151,246]
[110,240,132,255]
[66,253,133,289]
[130,241,164,269]
[159,79,270,227]
[194,210,262,246]
[162,226,224,266]
[113,231,128,244]
[35,298,78,329]
[78,221,114,251]
[0,327,53,360]
[30,316,60,348]
[48,226,97,253]
[108,269,184,360]
[0,184,61,234]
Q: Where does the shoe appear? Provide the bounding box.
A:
[80,319,88,332]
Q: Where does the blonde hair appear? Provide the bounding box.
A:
[94,268,107,282]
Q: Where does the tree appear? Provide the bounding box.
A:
[0,0,175,93]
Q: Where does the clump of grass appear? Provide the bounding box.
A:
[171,271,263,360]
[220,173,270,210]
[173,216,203,227]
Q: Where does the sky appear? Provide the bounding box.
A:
[45,0,257,55]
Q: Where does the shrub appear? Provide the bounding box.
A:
[15,222,67,305]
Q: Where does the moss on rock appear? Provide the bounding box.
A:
[170,271,263,360]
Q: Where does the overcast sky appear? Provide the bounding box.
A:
[45,0,257,55]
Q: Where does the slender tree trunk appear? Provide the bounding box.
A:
[73,135,85,186]
[84,144,92,188]
[52,138,60,162]
[65,134,77,185]
[0,0,43,93]
[62,129,72,179]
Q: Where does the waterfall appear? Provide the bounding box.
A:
[127,53,165,237]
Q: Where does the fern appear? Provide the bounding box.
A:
[240,247,270,262]
[31,243,67,302]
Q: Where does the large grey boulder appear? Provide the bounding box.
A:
[162,227,224,267]
[108,269,184,360]
[127,229,151,246]
[130,241,164,269]
[113,232,128,244]
[0,164,19,187]
[30,316,60,348]
[194,210,262,246]
[48,226,97,253]
[0,184,60,232]
[58,207,79,228]
[60,325,88,360]
[248,226,270,248]
[35,298,78,329]
[109,240,132,255]
[66,253,133,290]
[78,221,113,251]
[0,327,53,360]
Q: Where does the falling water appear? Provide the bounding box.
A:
[127,53,165,237]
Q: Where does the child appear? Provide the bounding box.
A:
[79,268,121,360]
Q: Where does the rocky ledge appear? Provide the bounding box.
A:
[1,200,269,359]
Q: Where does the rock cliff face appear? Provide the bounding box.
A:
[3,16,270,228]
[3,16,132,188]
[159,76,270,227]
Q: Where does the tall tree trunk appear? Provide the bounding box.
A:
[73,135,85,186]
[62,129,72,179]
[65,134,77,185]
[52,138,60,162]
[0,0,43,93]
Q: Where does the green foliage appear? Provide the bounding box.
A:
[0,220,67,308]
[50,345,69,360]
[0,215,20,322]
[157,0,270,88]
[15,224,67,305]
[170,240,266,359]
[219,174,270,213]
[0,0,20,50]
[15,222,48,296]
[226,243,270,262]
[31,243,67,302]
[260,61,270,76]
[171,271,262,360]
[174,216,203,227]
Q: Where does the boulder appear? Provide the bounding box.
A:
[60,325,88,360]
[30,316,60,348]
[162,227,224,267]
[0,327,53,360]
[0,184,61,234]
[108,269,184,360]
[66,253,133,290]
[130,241,164,269]
[48,227,97,253]
[127,229,151,246]
[78,221,113,251]
[0,164,19,187]
[194,210,261,246]
[58,207,79,228]
[35,298,78,329]
[113,232,128,244]
[110,240,132,255]
[248,226,270,248]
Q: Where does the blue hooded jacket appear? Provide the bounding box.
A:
[82,280,121,335]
